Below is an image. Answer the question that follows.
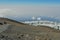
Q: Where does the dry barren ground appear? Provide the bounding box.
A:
[0,18,60,40]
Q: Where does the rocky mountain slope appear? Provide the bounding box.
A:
[0,17,60,40]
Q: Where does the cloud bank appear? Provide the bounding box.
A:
[0,6,60,19]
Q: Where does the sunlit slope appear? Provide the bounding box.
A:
[0,17,25,26]
[1,24,60,40]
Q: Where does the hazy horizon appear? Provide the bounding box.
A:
[0,0,60,20]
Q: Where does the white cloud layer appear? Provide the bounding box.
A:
[0,5,60,19]
[0,8,15,17]
[0,9,11,17]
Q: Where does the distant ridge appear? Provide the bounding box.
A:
[0,17,25,25]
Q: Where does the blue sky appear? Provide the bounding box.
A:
[0,0,60,6]
[0,0,59,7]
[0,0,60,5]
[0,0,60,20]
